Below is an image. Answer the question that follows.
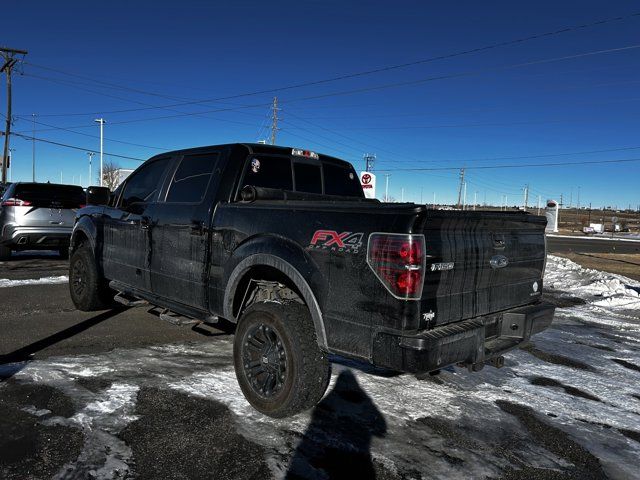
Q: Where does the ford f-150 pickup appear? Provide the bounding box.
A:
[69,143,554,417]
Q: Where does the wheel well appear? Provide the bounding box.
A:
[71,230,89,252]
[232,265,304,319]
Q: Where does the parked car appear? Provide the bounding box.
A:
[69,143,554,417]
[0,182,86,260]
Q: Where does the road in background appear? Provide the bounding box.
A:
[547,235,640,254]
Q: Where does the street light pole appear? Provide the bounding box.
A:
[94,118,105,186]
[87,151,94,185]
[384,173,391,202]
[32,113,36,181]
[8,148,14,182]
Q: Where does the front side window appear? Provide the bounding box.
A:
[120,157,170,208]
[242,155,293,191]
[166,153,218,203]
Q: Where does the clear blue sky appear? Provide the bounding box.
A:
[2,0,639,209]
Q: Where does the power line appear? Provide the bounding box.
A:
[112,43,640,127]
[12,133,146,162]
[16,43,640,135]
[21,12,640,114]
[16,117,169,150]
[375,145,640,166]
[375,156,640,172]
[278,44,640,105]
[18,74,270,128]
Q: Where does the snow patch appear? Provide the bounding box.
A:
[0,275,68,288]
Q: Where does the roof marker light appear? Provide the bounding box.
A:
[292,148,319,159]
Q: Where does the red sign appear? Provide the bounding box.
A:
[361,173,372,185]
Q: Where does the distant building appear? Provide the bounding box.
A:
[115,168,134,187]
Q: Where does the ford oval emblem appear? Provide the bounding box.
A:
[490,255,509,269]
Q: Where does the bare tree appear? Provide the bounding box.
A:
[102,161,121,191]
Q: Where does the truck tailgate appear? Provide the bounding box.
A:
[417,211,546,326]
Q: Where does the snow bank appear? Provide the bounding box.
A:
[545,255,640,311]
[0,275,68,288]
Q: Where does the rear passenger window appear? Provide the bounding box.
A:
[242,155,293,191]
[323,163,364,197]
[120,157,170,208]
[294,163,322,194]
[166,153,218,203]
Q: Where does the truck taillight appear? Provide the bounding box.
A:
[367,233,426,300]
[1,198,32,207]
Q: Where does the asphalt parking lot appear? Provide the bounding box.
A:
[1,252,639,479]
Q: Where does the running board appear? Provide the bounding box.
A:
[147,306,219,327]
[114,292,148,307]
[159,310,201,327]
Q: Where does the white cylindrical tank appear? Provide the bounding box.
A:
[545,199,559,233]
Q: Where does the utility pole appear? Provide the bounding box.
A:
[363,153,375,172]
[577,186,581,210]
[456,168,465,209]
[270,97,279,145]
[94,119,105,186]
[473,191,477,211]
[560,194,563,209]
[537,195,541,215]
[1,46,27,184]
[462,182,467,210]
[523,184,529,211]
[384,173,391,202]
[87,151,94,185]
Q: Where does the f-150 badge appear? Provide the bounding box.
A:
[431,262,454,271]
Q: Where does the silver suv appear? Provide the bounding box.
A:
[0,182,86,260]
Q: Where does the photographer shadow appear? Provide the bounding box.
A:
[286,370,387,480]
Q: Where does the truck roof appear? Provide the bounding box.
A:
[148,143,354,167]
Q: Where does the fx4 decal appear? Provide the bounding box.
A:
[309,230,364,253]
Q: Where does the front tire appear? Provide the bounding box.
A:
[69,245,114,311]
[233,302,331,418]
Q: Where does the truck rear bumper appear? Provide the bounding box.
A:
[371,302,555,374]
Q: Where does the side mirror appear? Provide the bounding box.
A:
[86,186,111,206]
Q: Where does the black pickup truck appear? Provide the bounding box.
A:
[69,143,554,417]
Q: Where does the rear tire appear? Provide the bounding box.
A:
[0,245,11,261]
[69,245,115,311]
[233,301,331,418]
